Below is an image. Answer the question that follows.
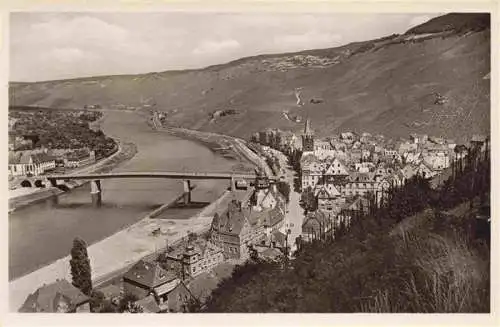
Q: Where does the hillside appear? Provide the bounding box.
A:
[10,13,490,143]
[200,146,491,313]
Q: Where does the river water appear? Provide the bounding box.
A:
[9,111,238,280]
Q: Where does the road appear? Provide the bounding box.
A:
[267,148,304,254]
[231,138,273,177]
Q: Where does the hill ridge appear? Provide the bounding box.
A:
[10,13,490,143]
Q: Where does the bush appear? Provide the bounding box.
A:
[199,147,490,312]
[117,293,139,313]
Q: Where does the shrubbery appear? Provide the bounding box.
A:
[200,143,490,312]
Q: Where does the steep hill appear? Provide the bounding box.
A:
[10,13,490,143]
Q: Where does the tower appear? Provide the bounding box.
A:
[302,118,314,152]
[182,245,199,278]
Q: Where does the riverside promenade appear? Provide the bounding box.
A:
[9,189,233,312]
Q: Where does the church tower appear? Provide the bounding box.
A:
[302,118,314,152]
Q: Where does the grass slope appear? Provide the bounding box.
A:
[10,14,490,143]
[201,207,489,313]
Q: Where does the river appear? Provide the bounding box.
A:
[9,111,240,280]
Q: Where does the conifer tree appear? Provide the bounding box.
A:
[70,237,92,296]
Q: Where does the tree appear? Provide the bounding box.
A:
[276,181,291,203]
[70,237,92,296]
[300,186,317,212]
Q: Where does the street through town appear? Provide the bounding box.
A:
[270,149,304,253]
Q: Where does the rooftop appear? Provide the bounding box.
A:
[19,279,89,313]
[123,259,177,289]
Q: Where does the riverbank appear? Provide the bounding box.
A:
[9,112,264,311]
[8,188,233,311]
[160,125,272,176]
[8,140,137,213]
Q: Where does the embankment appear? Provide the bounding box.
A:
[8,140,137,212]
[8,188,233,312]
[161,125,272,175]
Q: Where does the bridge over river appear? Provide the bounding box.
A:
[46,171,277,206]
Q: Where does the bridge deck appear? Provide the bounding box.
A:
[46,171,272,181]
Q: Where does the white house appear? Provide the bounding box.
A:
[64,150,96,168]
[354,162,375,173]
[314,184,346,213]
[301,154,323,190]
[9,151,56,177]
[422,150,450,171]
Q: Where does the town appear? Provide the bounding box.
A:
[7,11,491,317]
[14,113,489,313]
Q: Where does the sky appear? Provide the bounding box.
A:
[10,12,442,82]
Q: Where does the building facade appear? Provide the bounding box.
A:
[210,200,266,260]
[9,151,56,177]
[181,242,225,278]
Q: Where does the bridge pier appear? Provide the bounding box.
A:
[230,177,235,192]
[90,180,102,207]
[43,178,52,188]
[183,180,191,205]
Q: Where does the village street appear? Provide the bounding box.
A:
[269,148,304,254]
[284,180,303,254]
